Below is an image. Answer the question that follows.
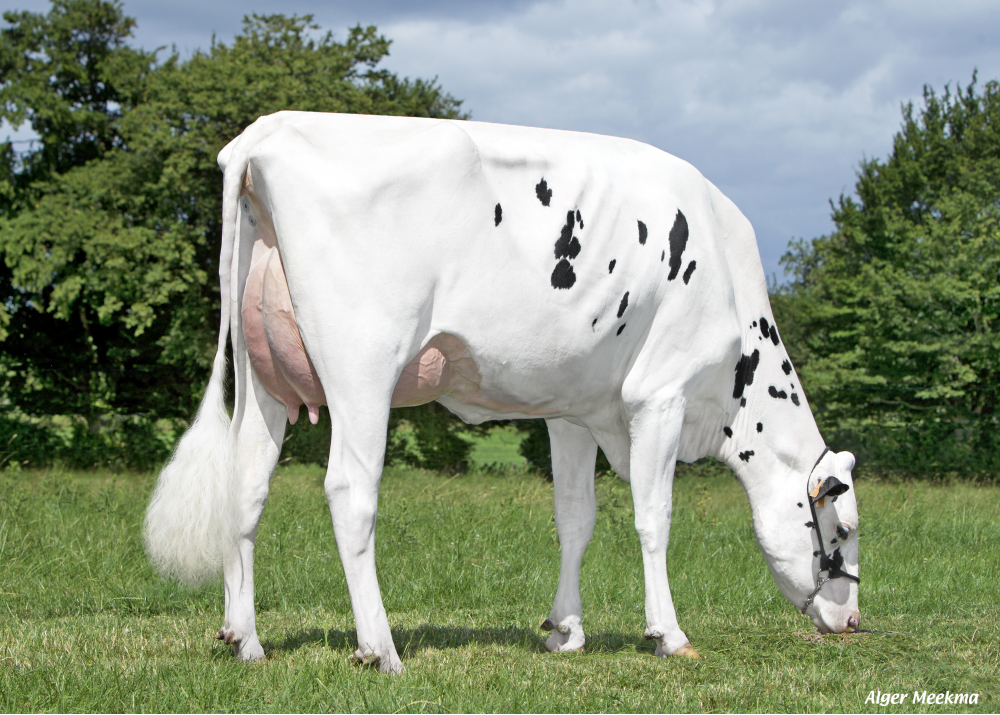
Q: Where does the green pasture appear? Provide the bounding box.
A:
[0,432,997,713]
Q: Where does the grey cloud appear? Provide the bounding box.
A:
[4,0,999,279]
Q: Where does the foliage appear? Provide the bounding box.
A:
[0,1,465,463]
[1,464,997,711]
[776,75,1000,474]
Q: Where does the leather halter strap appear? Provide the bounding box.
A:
[800,448,860,614]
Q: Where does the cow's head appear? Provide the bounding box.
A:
[750,449,860,633]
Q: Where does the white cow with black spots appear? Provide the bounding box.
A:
[145,112,861,672]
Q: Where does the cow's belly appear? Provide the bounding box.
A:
[243,243,549,423]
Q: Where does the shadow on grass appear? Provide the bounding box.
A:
[265,624,656,659]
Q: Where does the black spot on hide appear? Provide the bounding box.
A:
[797,502,803,508]
[638,220,648,245]
[616,324,626,336]
[805,521,815,528]
[770,326,781,345]
[739,450,755,462]
[608,259,616,273]
[760,317,770,340]
[551,259,576,289]
[554,211,581,259]
[576,209,583,228]
[666,210,689,280]
[791,393,800,406]
[494,203,502,226]
[756,422,763,432]
[536,178,552,206]
[682,260,696,284]
[740,397,747,407]
[592,318,598,328]
[752,321,757,327]
[723,426,733,438]
[617,291,629,318]
[661,250,665,261]
[733,349,760,399]
[782,359,792,375]
[768,386,788,399]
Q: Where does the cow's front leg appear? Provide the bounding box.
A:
[218,372,286,661]
[626,395,700,658]
[324,403,402,674]
[541,418,598,653]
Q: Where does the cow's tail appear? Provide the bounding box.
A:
[143,124,261,587]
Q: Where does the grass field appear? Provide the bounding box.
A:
[1,440,997,712]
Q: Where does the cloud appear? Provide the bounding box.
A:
[4,0,999,278]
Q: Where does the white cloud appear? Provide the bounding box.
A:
[4,0,999,277]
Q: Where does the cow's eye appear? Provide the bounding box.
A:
[836,524,850,540]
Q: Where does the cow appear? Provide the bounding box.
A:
[144,111,861,673]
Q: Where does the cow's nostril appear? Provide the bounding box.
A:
[847,613,861,631]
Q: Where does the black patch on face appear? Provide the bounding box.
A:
[781,359,792,375]
[608,259,616,273]
[576,209,583,228]
[770,326,780,345]
[535,178,552,206]
[494,203,502,226]
[617,291,629,318]
[740,397,747,407]
[756,422,763,432]
[551,259,576,289]
[638,220,648,245]
[666,210,689,280]
[791,393,800,406]
[682,260,696,284]
[554,211,581,259]
[723,426,733,438]
[733,349,760,399]
[768,386,788,399]
[759,317,770,340]
[616,324,626,336]
[739,450,755,462]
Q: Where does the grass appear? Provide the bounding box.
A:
[0,458,997,713]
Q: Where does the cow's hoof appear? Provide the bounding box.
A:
[543,616,585,652]
[671,643,701,658]
[351,649,403,674]
[236,635,265,662]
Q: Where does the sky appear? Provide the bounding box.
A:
[4,0,1000,280]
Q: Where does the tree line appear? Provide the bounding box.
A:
[1,1,996,475]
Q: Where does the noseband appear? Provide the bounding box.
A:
[800,447,860,614]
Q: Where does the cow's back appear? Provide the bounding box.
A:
[242,112,743,424]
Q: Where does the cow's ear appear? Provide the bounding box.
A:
[810,476,850,503]
[837,451,856,474]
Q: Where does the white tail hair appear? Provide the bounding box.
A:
[144,350,236,586]
[143,118,268,586]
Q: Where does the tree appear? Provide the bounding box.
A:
[775,75,1000,474]
[0,1,466,468]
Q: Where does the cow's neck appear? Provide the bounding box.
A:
[721,389,827,503]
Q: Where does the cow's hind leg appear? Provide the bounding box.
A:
[542,418,598,653]
[626,394,700,658]
[218,370,287,661]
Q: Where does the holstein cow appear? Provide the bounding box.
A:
[145,112,861,672]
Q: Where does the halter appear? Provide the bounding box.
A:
[800,447,860,614]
